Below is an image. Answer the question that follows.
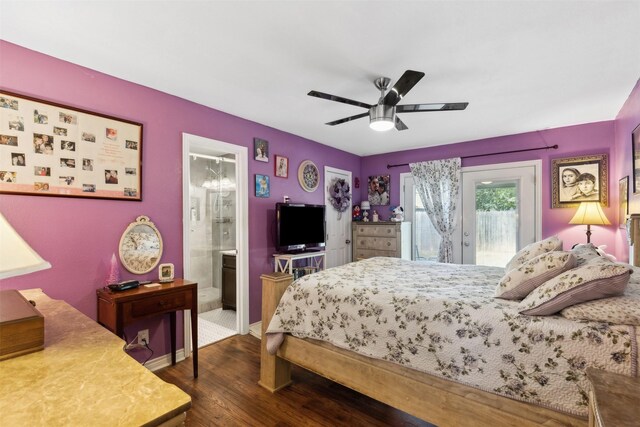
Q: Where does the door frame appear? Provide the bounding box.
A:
[400,159,541,263]
[324,166,352,267]
[181,133,249,357]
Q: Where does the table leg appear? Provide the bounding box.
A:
[191,307,198,378]
[169,311,176,366]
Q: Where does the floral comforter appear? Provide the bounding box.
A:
[266,257,637,416]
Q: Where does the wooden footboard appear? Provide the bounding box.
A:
[259,272,586,427]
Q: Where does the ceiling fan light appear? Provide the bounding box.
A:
[369,104,395,132]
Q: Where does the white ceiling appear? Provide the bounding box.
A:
[1,1,639,156]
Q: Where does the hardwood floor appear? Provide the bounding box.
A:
[155,334,435,426]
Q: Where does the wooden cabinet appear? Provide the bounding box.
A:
[352,222,411,260]
[96,279,198,377]
[222,254,236,310]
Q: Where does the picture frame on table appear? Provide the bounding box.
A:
[0,90,142,200]
[619,176,629,228]
[551,154,608,208]
[158,263,174,283]
[254,138,269,162]
[274,155,288,178]
[632,124,640,194]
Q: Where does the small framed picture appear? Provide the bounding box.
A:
[274,155,288,178]
[158,263,174,282]
[253,137,269,162]
[255,174,270,198]
[619,176,629,228]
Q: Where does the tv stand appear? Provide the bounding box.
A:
[273,251,326,274]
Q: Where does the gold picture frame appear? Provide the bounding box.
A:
[0,90,142,200]
[551,154,608,208]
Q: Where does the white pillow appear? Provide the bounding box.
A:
[518,262,631,316]
[505,235,563,272]
[495,251,576,300]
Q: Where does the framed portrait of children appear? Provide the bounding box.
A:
[367,174,390,206]
[0,90,142,200]
[274,155,288,178]
[551,154,608,208]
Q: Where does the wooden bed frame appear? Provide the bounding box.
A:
[259,272,587,427]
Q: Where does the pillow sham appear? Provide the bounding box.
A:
[560,294,640,326]
[570,243,602,266]
[518,262,631,316]
[495,251,576,300]
[505,235,563,272]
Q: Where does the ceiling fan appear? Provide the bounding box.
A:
[308,70,468,132]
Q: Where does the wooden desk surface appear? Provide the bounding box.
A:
[0,289,191,426]
[587,367,640,426]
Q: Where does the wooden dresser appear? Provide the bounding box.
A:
[352,221,411,260]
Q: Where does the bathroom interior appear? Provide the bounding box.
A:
[189,152,237,348]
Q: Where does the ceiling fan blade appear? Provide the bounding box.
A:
[397,102,469,113]
[308,90,372,109]
[326,112,369,126]
[383,70,425,106]
[395,116,408,131]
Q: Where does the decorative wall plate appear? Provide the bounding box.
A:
[298,160,319,192]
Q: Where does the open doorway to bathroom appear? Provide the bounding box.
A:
[182,133,249,353]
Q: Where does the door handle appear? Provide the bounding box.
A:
[346,239,351,244]
[464,242,470,247]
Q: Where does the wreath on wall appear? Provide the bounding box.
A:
[328,178,351,219]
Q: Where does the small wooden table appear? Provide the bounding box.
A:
[97,279,198,378]
[586,367,640,426]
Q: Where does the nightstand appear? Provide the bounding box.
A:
[586,367,639,426]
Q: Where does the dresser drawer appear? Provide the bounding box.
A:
[354,249,396,260]
[353,224,396,237]
[355,237,397,251]
[124,292,189,322]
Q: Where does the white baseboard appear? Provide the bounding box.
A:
[143,348,187,372]
[249,321,261,339]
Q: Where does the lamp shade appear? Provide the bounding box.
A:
[0,213,51,279]
[569,202,611,226]
[360,201,371,210]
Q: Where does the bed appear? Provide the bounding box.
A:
[259,255,639,426]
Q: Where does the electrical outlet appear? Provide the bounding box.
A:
[138,329,149,346]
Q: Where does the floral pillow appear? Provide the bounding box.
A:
[495,251,576,300]
[570,243,602,266]
[505,235,563,272]
[518,261,631,316]
[560,295,640,326]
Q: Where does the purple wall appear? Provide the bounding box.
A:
[0,41,360,359]
[1,40,638,362]
[613,79,640,260]
[361,121,620,254]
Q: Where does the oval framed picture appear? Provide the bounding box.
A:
[298,160,319,192]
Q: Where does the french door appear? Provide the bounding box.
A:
[400,160,541,266]
[461,162,540,266]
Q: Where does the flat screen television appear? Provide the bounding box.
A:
[276,203,326,252]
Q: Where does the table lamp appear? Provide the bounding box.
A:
[360,201,371,222]
[569,202,611,243]
[0,212,51,279]
[0,212,50,360]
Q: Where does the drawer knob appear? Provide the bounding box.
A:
[387,229,391,233]
[387,242,391,246]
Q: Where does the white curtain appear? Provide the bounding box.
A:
[410,158,461,263]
